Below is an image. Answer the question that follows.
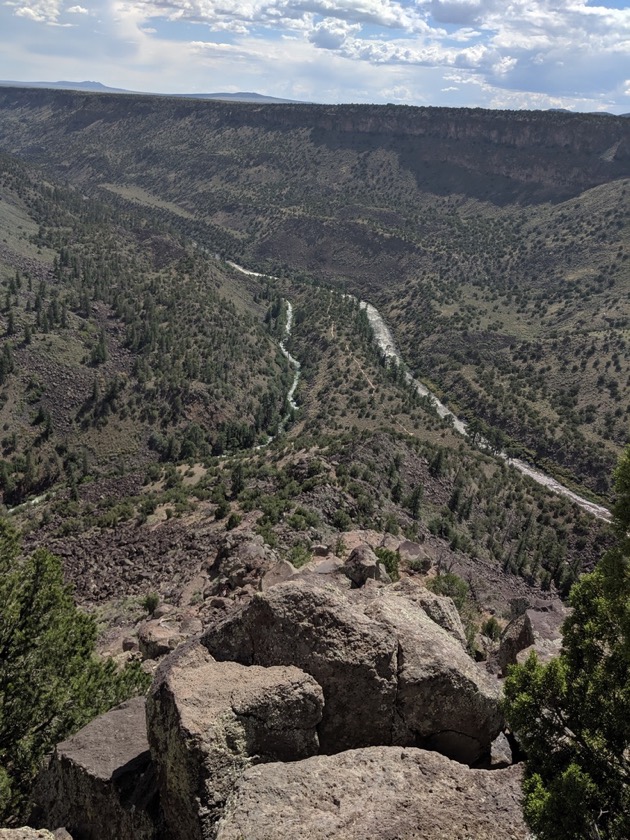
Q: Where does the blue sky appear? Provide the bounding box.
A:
[1,0,630,112]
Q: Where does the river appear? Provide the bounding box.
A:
[227,260,611,522]
[279,300,300,415]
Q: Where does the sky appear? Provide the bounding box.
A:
[1,1,630,113]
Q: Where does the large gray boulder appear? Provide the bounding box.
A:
[214,746,529,840]
[32,697,158,840]
[361,587,502,763]
[495,613,534,676]
[137,611,203,661]
[202,580,399,752]
[202,578,502,762]
[379,578,467,646]
[342,544,389,587]
[208,530,278,595]
[146,642,323,840]
[494,599,567,676]
[260,559,297,591]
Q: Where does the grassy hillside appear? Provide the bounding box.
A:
[0,152,291,505]
[369,179,630,497]
[0,88,627,496]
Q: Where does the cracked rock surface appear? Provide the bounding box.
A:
[214,746,528,840]
[146,642,323,840]
[202,577,502,761]
[202,579,399,753]
[32,697,158,840]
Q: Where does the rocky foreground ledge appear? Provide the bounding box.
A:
[20,543,533,839]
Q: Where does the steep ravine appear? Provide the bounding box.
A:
[229,260,611,522]
[225,259,300,432]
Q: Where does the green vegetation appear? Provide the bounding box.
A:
[141,591,160,615]
[0,152,291,506]
[0,521,149,824]
[426,571,469,612]
[504,449,630,839]
[0,95,627,498]
[374,547,400,581]
[481,616,501,641]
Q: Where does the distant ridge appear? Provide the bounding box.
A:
[173,91,304,104]
[0,80,130,94]
[0,80,303,103]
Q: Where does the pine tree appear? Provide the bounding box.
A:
[504,448,630,840]
[0,522,150,823]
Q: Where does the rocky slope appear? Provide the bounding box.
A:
[28,557,535,839]
[0,88,628,204]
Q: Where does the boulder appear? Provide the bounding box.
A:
[495,599,567,675]
[146,642,323,840]
[490,732,513,769]
[152,603,175,619]
[260,559,296,591]
[342,544,384,587]
[32,697,159,840]
[495,613,534,676]
[208,530,278,595]
[136,609,203,661]
[201,580,399,752]
[377,563,392,583]
[295,556,345,577]
[0,831,62,839]
[517,600,567,666]
[137,619,184,661]
[361,588,503,763]
[387,578,467,646]
[214,746,528,840]
[202,578,502,762]
[397,540,433,572]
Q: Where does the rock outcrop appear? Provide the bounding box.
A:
[360,585,501,762]
[342,544,390,587]
[32,697,159,840]
[202,577,502,761]
[383,578,467,646]
[202,579,399,752]
[260,558,297,590]
[490,732,514,769]
[207,530,279,597]
[31,577,521,839]
[494,599,567,675]
[397,539,433,572]
[214,746,528,840]
[146,642,323,840]
[137,610,203,661]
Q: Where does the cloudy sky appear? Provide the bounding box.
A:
[1,0,629,112]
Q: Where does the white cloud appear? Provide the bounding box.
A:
[9,0,62,23]
[294,0,427,30]
[493,55,516,75]
[2,0,630,112]
[428,0,494,26]
[309,18,358,49]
